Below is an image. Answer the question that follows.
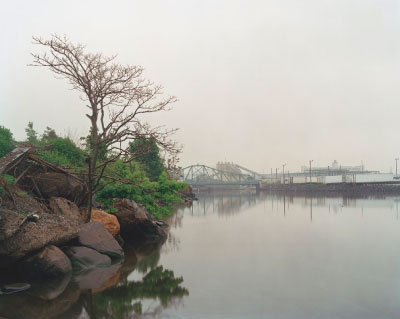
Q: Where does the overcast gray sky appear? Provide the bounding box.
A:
[1,0,400,173]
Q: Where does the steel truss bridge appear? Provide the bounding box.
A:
[181,164,260,187]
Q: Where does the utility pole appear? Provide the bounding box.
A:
[275,168,279,179]
[396,158,399,177]
[309,160,313,183]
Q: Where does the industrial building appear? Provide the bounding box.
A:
[260,161,396,186]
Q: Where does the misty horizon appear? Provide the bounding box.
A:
[1,0,399,173]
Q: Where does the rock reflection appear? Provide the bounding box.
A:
[74,262,122,291]
[161,213,183,254]
[0,237,188,319]
[79,241,189,318]
[0,280,81,319]
[165,210,184,228]
[29,273,71,300]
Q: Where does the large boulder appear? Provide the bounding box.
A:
[17,245,72,279]
[89,209,120,236]
[112,199,169,242]
[0,183,49,215]
[77,222,124,259]
[0,209,80,266]
[33,172,85,202]
[63,246,111,271]
[0,208,21,240]
[49,197,82,224]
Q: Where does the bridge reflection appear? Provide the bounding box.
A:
[188,192,258,216]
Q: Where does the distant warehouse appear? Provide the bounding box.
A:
[261,160,396,186]
[300,160,370,176]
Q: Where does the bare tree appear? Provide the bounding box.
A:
[31,34,179,220]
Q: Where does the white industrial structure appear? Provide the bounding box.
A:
[260,160,398,187]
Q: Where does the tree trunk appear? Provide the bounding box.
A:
[87,109,99,223]
[86,154,93,222]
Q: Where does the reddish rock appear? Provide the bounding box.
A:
[89,209,120,236]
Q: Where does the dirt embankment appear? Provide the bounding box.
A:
[0,147,169,280]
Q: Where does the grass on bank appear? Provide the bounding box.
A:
[0,124,186,218]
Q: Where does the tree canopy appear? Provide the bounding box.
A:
[41,126,58,142]
[0,126,14,158]
[130,137,164,181]
[31,35,180,219]
[25,122,38,144]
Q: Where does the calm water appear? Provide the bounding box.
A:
[2,192,400,318]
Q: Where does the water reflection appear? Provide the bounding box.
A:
[92,266,189,318]
[0,280,81,319]
[181,191,400,222]
[188,191,259,216]
[0,239,189,319]
[159,191,400,319]
[3,192,400,319]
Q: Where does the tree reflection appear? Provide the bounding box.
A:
[156,232,181,255]
[92,266,189,318]
[134,250,160,274]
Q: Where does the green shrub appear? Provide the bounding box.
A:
[0,126,14,158]
[1,174,16,184]
[25,122,39,144]
[41,126,58,142]
[130,137,165,181]
[18,211,30,218]
[38,137,86,167]
[96,161,186,218]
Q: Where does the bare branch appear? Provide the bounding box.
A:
[31,34,180,218]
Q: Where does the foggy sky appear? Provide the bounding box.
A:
[1,0,400,173]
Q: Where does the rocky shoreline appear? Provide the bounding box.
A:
[0,148,193,296]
